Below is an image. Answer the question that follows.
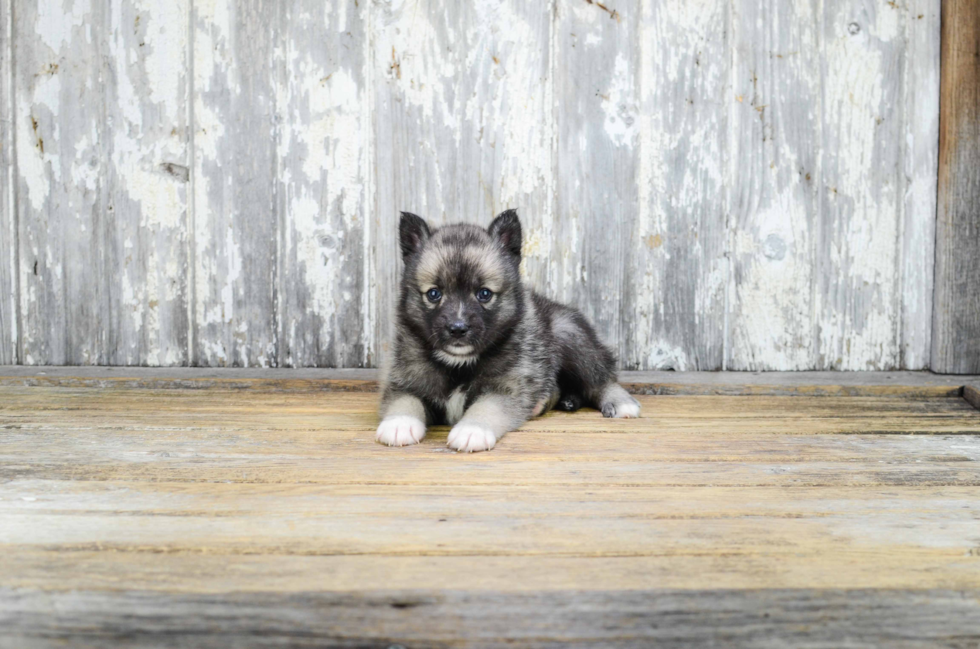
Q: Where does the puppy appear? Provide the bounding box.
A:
[376,210,640,452]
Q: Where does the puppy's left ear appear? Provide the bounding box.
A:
[488,209,522,259]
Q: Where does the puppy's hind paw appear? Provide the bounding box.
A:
[601,396,641,419]
[376,416,427,447]
[447,422,497,453]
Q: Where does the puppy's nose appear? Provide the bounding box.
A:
[448,321,469,338]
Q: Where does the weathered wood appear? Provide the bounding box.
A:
[192,0,278,367]
[965,385,980,411]
[933,0,980,374]
[901,0,941,369]
[104,0,191,365]
[2,367,979,397]
[817,0,908,371]
[276,1,370,368]
[0,0,14,365]
[454,0,555,297]
[2,385,980,644]
[0,0,955,371]
[627,0,728,371]
[13,0,190,366]
[2,588,979,648]
[14,0,110,364]
[370,0,554,367]
[554,0,636,362]
[728,0,821,371]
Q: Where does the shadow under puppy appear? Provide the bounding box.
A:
[377,210,640,452]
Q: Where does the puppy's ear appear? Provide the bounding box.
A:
[488,209,522,259]
[399,212,430,259]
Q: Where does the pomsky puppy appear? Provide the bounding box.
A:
[377,210,640,452]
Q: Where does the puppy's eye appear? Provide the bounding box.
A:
[476,287,493,303]
[425,288,442,303]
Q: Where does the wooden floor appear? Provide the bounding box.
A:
[2,375,980,647]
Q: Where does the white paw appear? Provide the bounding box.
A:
[447,422,497,453]
[601,397,641,419]
[376,416,426,447]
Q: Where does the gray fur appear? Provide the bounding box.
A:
[378,210,640,452]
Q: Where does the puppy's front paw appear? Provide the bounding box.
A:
[376,416,426,447]
[447,422,497,453]
[601,396,641,419]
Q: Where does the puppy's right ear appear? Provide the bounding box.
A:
[399,212,430,259]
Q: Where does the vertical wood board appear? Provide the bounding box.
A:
[104,0,191,366]
[0,0,14,364]
[554,0,637,361]
[933,0,980,374]
[276,1,370,368]
[192,0,279,367]
[629,0,729,371]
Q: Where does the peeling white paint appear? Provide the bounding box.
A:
[8,0,942,370]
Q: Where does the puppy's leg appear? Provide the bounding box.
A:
[376,394,428,447]
[447,394,526,453]
[596,382,641,419]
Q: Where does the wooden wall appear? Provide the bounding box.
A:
[0,0,945,370]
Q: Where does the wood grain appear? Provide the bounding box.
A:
[192,0,278,367]
[0,0,13,365]
[1,0,956,371]
[901,0,941,370]
[2,385,979,644]
[728,0,820,371]
[554,0,636,361]
[965,385,980,411]
[933,0,980,374]
[2,587,979,648]
[14,0,110,364]
[2,367,980,397]
[104,0,191,366]
[628,0,728,371]
[276,1,370,369]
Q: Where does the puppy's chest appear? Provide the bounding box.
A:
[441,386,469,426]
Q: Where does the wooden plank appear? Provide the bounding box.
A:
[3,384,978,644]
[13,0,110,364]
[2,587,979,648]
[1,368,978,397]
[192,0,278,367]
[3,390,980,488]
[454,0,555,296]
[933,0,980,374]
[900,0,941,369]
[4,482,980,557]
[628,0,728,371]
[371,0,460,364]
[554,0,636,361]
[12,1,190,366]
[817,0,909,370]
[965,385,980,411]
[0,0,13,365]
[728,0,820,371]
[103,0,191,365]
[276,1,369,368]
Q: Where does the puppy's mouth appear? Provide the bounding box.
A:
[442,343,475,356]
[433,343,479,367]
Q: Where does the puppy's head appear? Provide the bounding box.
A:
[398,210,523,366]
